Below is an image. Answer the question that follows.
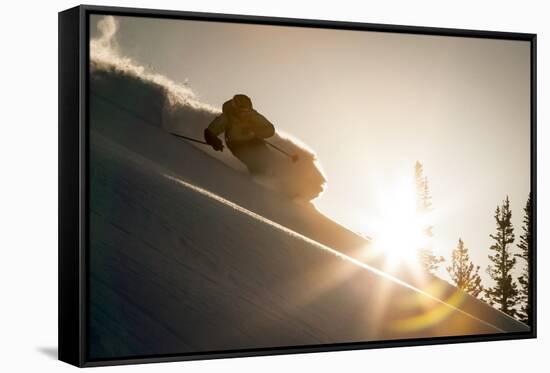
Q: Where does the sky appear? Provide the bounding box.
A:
[90,15,531,283]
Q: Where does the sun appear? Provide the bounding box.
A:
[366,177,432,271]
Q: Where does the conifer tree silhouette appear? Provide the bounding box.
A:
[485,196,518,318]
[414,161,443,273]
[515,193,532,326]
[446,238,483,297]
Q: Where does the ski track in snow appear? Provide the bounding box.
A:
[165,173,506,333]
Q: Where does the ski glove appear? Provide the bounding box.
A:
[204,129,224,152]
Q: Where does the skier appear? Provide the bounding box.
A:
[204,94,276,174]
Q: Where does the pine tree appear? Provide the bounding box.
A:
[446,238,483,297]
[415,162,427,211]
[422,176,432,211]
[515,193,532,326]
[414,161,443,273]
[485,196,518,318]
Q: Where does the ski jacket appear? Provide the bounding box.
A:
[206,99,275,144]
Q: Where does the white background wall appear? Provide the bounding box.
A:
[0,0,546,371]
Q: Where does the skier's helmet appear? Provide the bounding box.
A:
[232,94,253,111]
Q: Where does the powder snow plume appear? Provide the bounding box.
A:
[90,16,326,201]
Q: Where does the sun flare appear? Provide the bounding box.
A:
[366,177,433,271]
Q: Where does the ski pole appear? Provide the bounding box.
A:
[171,132,298,163]
[170,132,209,145]
[265,141,299,163]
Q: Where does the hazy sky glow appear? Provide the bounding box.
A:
[91,16,531,282]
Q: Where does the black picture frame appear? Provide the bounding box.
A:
[59,4,537,368]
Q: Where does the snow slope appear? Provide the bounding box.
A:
[89,131,497,359]
[89,68,528,360]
